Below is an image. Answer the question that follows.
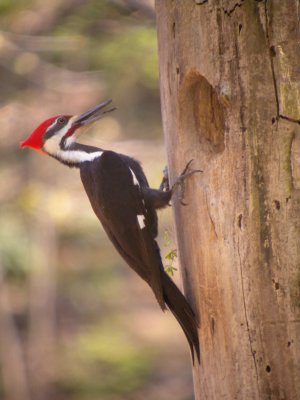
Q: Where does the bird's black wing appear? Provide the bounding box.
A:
[80,150,166,308]
[80,150,200,362]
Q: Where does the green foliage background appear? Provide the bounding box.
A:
[0,1,193,400]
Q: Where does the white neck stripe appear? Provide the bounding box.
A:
[65,135,75,148]
[55,149,103,164]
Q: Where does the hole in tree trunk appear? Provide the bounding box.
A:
[179,69,225,153]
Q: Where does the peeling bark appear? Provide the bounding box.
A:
[156,1,300,399]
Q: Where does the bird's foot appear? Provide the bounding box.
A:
[171,160,203,205]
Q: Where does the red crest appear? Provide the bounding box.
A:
[19,116,58,150]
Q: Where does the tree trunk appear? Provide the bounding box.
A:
[155,1,300,399]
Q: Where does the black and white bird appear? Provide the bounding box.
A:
[20,100,200,363]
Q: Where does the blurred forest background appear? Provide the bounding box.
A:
[0,1,194,400]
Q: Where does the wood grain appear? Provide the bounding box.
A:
[156,1,300,399]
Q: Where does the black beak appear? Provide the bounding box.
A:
[73,99,116,126]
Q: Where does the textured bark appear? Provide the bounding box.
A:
[155,1,300,399]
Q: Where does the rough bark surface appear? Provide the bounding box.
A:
[155,1,300,399]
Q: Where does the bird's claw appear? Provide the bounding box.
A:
[171,159,203,205]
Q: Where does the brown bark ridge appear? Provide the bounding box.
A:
[155,1,300,399]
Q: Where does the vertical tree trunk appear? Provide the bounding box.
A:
[156,1,300,399]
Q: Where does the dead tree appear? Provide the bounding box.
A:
[156,1,300,399]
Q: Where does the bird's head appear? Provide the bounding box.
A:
[19,99,115,158]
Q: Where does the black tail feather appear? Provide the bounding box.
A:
[162,272,200,364]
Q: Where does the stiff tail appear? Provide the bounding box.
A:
[162,272,200,364]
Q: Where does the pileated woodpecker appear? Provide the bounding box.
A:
[20,100,200,363]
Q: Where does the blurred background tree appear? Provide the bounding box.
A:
[0,1,194,400]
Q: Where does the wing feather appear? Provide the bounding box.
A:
[80,151,166,308]
[80,150,200,362]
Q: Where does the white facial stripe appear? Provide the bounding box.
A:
[55,150,103,164]
[43,118,74,155]
[129,168,139,186]
[137,214,146,229]
[65,135,75,148]
[43,116,102,165]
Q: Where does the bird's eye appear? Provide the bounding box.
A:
[57,117,66,124]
